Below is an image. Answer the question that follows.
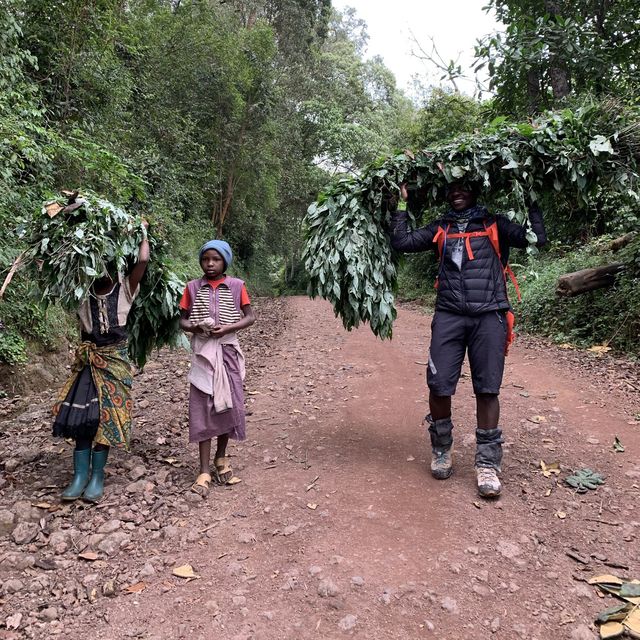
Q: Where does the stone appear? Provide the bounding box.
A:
[441,597,459,614]
[491,617,500,633]
[82,574,99,587]
[338,614,357,631]
[2,578,25,594]
[11,522,39,545]
[48,530,70,554]
[86,533,106,548]
[496,539,523,560]
[125,480,155,494]
[570,624,596,640]
[0,509,16,536]
[308,565,322,576]
[232,596,246,606]
[102,580,117,597]
[0,552,35,570]
[129,465,147,481]
[163,525,179,540]
[351,576,365,587]
[12,500,39,523]
[97,532,131,556]
[573,583,594,600]
[98,519,122,534]
[5,611,22,630]
[237,530,256,544]
[317,578,339,598]
[139,563,156,578]
[4,458,20,472]
[39,607,58,622]
[472,583,492,597]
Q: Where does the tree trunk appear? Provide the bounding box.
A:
[527,68,542,115]
[556,263,625,297]
[544,0,571,100]
[211,112,248,235]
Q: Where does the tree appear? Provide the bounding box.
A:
[475,0,640,116]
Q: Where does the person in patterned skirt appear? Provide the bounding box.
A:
[52,223,149,502]
[179,240,255,495]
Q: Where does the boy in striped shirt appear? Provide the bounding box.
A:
[179,240,255,494]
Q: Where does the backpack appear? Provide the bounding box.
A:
[432,221,521,354]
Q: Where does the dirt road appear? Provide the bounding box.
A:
[1,296,639,640]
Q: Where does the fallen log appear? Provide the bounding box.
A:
[556,263,625,297]
[609,231,637,252]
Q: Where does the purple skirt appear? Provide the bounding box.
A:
[188,345,246,443]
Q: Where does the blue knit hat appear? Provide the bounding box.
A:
[199,239,233,269]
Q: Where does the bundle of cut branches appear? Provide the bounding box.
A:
[304,100,640,339]
[21,190,184,368]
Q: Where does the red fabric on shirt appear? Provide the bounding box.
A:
[179,276,251,311]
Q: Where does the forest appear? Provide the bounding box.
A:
[1,0,639,371]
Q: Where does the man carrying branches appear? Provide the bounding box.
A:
[389,181,547,497]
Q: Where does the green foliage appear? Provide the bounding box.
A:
[22,191,184,368]
[25,192,146,306]
[0,330,27,365]
[476,0,640,116]
[127,261,186,369]
[412,88,484,148]
[305,100,640,338]
[304,178,398,337]
[517,236,640,354]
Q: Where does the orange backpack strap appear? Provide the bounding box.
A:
[432,224,447,258]
[432,224,449,289]
[505,265,522,302]
[505,310,516,355]
[484,221,501,258]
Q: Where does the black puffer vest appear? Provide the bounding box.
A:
[434,212,510,315]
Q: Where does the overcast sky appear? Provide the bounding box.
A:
[332,1,501,97]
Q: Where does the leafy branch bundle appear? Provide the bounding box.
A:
[23,191,184,368]
[304,100,640,339]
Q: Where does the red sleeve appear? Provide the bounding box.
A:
[179,286,191,311]
[241,285,251,307]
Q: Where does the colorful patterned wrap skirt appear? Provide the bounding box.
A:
[53,341,134,450]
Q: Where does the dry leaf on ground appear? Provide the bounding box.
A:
[540,460,561,477]
[123,582,146,594]
[172,564,199,579]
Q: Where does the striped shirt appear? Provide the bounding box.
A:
[180,277,250,326]
[189,284,241,325]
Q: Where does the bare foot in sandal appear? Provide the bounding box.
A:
[214,457,233,485]
[191,472,211,496]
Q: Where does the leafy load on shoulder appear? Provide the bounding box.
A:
[303,100,640,339]
[22,191,184,368]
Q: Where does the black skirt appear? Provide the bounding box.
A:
[52,365,100,441]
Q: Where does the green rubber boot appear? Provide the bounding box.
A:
[82,448,109,503]
[61,448,91,501]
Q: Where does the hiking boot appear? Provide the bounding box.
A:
[425,414,454,479]
[431,448,453,479]
[476,467,501,498]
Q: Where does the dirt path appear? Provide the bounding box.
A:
[1,296,639,640]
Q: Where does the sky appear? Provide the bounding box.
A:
[332,0,502,97]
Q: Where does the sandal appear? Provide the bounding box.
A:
[213,457,233,485]
[190,473,212,497]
